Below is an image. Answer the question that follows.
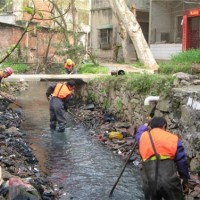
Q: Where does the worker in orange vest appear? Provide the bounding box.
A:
[135,117,190,200]
[46,80,75,132]
[64,59,74,74]
[0,67,13,83]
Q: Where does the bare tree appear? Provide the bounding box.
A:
[109,0,159,70]
[0,0,36,64]
[0,0,84,70]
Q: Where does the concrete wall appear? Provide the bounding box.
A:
[128,0,149,11]
[150,43,182,60]
[150,1,171,44]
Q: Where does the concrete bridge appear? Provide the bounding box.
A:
[4,65,154,83]
[5,74,106,83]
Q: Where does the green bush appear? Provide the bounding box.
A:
[78,63,108,74]
[1,62,29,73]
[195,166,200,176]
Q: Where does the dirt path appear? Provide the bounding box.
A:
[101,62,155,74]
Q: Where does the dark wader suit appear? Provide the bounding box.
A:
[49,97,66,131]
[46,82,73,132]
[136,124,190,200]
[142,159,184,200]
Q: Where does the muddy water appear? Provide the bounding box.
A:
[17,82,144,200]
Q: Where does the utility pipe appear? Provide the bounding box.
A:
[144,96,160,106]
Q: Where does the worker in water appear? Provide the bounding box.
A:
[0,67,13,83]
[46,80,75,132]
[64,59,74,74]
[135,116,190,200]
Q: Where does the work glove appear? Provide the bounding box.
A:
[182,179,189,195]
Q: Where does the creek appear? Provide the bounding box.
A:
[16,81,144,200]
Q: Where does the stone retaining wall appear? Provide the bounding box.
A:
[78,73,200,172]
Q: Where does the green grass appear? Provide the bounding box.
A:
[78,63,108,74]
[132,61,143,68]
[1,62,30,73]
[171,49,200,63]
[91,73,174,96]
[159,49,200,74]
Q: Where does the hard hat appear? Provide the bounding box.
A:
[66,59,73,65]
[4,67,13,75]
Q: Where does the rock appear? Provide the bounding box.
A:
[2,169,12,180]
[114,122,131,128]
[190,157,200,172]
[181,80,191,86]
[81,104,95,110]
[193,80,200,85]
[191,63,200,74]
[173,72,191,81]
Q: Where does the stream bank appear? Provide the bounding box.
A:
[0,82,60,200]
[1,73,200,199]
[76,72,200,199]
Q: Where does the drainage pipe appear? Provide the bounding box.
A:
[144,96,160,105]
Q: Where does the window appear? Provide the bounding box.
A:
[92,0,110,9]
[99,29,112,50]
[161,32,170,43]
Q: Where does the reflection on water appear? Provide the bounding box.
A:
[17,82,144,200]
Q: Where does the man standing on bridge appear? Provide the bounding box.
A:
[46,80,75,132]
[64,59,74,74]
[135,116,190,200]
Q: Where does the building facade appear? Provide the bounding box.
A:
[149,0,200,60]
[90,0,200,61]
[90,0,149,62]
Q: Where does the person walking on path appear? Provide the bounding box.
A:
[46,80,75,132]
[0,67,13,84]
[64,59,74,74]
[135,116,190,200]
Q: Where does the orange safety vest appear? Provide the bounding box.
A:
[64,63,74,70]
[139,128,178,161]
[52,83,73,99]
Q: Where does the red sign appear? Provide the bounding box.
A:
[189,10,200,16]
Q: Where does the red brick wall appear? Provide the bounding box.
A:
[0,23,64,63]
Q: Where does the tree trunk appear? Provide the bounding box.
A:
[109,0,159,70]
[119,22,130,63]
